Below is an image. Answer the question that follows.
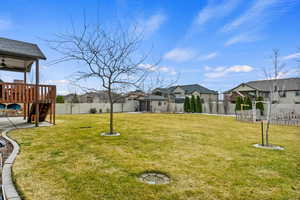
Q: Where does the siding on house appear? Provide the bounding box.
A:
[224,78,300,104]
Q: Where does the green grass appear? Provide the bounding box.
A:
[10,113,300,200]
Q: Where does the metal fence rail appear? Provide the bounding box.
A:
[236,110,300,126]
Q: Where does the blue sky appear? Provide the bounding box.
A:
[0,0,300,94]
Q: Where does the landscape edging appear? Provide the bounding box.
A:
[1,127,21,200]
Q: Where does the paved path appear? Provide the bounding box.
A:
[0,117,52,200]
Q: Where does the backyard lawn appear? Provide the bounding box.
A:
[10,113,300,200]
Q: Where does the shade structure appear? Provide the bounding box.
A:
[0,37,46,72]
[0,37,56,126]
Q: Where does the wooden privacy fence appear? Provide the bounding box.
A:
[236,110,300,126]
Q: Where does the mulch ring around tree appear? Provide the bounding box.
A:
[100,132,121,136]
[253,143,284,150]
[139,171,170,185]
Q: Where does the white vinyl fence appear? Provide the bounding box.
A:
[56,101,138,114]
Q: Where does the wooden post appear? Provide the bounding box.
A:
[35,60,39,127]
[53,86,56,125]
[252,102,256,122]
[23,70,27,120]
[261,121,264,146]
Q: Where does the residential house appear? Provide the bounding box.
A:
[224,78,300,104]
[63,91,125,103]
[139,84,218,112]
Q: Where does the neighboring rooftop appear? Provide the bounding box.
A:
[226,78,300,92]
[143,94,167,101]
[154,84,218,95]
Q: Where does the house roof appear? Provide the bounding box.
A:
[225,78,300,93]
[0,37,46,72]
[143,95,167,101]
[154,84,218,95]
[0,37,46,60]
[178,84,218,94]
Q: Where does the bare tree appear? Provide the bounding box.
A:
[262,49,286,146]
[48,19,157,135]
[297,48,300,77]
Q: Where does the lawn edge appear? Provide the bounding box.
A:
[1,122,53,200]
[2,127,22,200]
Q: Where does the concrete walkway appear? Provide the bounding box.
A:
[0,117,52,200]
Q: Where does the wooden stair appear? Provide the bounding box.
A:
[27,103,51,123]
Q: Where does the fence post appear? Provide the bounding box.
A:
[252,102,256,122]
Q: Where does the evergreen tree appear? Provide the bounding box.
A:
[244,96,252,110]
[184,96,190,112]
[56,95,64,103]
[191,95,196,113]
[235,96,243,111]
[196,96,202,113]
[256,96,264,115]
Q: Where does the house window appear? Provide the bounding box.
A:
[263,92,269,98]
[279,91,286,98]
[87,96,93,103]
[158,101,162,106]
[296,90,300,96]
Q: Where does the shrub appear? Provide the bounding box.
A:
[196,96,202,113]
[184,97,190,112]
[235,96,243,111]
[99,108,103,113]
[56,95,64,103]
[89,108,97,114]
[244,97,252,110]
[191,95,196,113]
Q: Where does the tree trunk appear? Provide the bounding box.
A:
[110,101,114,134]
[265,101,272,146]
[108,88,114,134]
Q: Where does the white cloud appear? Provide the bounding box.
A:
[196,0,240,26]
[137,13,166,37]
[198,52,218,61]
[204,66,212,71]
[139,64,177,75]
[282,52,300,60]
[205,65,253,78]
[221,0,296,32]
[139,63,157,72]
[0,17,12,30]
[159,66,177,75]
[266,68,300,79]
[57,90,69,95]
[164,48,196,62]
[43,79,70,85]
[41,65,49,70]
[224,33,256,46]
[164,49,219,62]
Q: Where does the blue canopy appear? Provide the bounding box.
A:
[0,103,5,110]
[7,104,21,110]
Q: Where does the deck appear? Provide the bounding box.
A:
[0,82,56,104]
